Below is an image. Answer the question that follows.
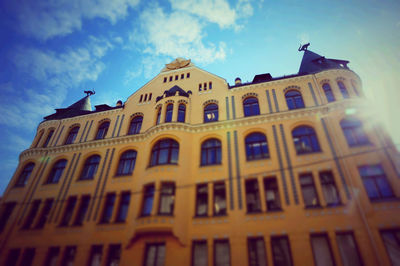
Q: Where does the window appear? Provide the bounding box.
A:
[60,197,77,226]
[156,107,161,125]
[144,94,148,101]
[292,126,321,154]
[204,103,218,123]
[34,198,54,229]
[73,195,90,226]
[175,75,178,80]
[243,97,260,117]
[106,244,121,266]
[199,84,202,91]
[128,116,143,135]
[245,133,269,160]
[319,171,341,206]
[144,243,166,266]
[248,237,267,266]
[181,74,184,79]
[20,248,35,266]
[149,93,152,101]
[201,138,222,166]
[61,246,76,266]
[44,247,60,266]
[245,179,261,213]
[100,193,116,223]
[5,249,20,266]
[213,182,227,216]
[163,77,167,83]
[141,184,155,216]
[158,183,175,215]
[336,232,363,266]
[88,245,103,266]
[0,202,17,231]
[204,82,207,90]
[15,162,35,187]
[169,76,172,82]
[285,90,305,110]
[34,130,44,148]
[187,73,190,78]
[192,240,208,266]
[358,165,394,200]
[43,129,54,148]
[177,104,186,122]
[150,138,179,166]
[79,155,100,180]
[337,81,349,98]
[22,200,41,229]
[115,192,130,222]
[116,150,137,176]
[195,184,208,217]
[264,178,282,211]
[380,229,400,266]
[322,83,335,102]
[209,82,212,89]
[311,234,335,266]
[351,80,360,96]
[95,121,110,140]
[165,104,173,123]
[271,236,293,266]
[46,159,67,184]
[65,126,79,145]
[340,118,369,146]
[140,95,143,102]
[299,173,320,208]
[214,239,230,266]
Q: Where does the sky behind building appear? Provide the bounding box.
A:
[0,0,399,194]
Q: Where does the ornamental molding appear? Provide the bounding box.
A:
[283,85,301,93]
[320,79,330,85]
[130,112,144,118]
[203,99,218,106]
[98,118,110,124]
[336,77,346,82]
[242,92,258,100]
[177,99,188,104]
[69,123,80,129]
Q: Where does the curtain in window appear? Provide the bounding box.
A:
[336,233,362,266]
[381,231,400,266]
[311,235,334,266]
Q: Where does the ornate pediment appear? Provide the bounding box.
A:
[161,58,192,72]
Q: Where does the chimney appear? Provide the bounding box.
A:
[235,77,242,85]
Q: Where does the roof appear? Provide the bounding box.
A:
[298,49,349,75]
[156,85,192,102]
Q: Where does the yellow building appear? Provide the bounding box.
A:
[0,48,400,266]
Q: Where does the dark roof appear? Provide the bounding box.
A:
[156,85,192,102]
[252,73,272,83]
[298,49,349,75]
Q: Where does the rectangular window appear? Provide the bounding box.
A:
[22,199,41,229]
[213,182,227,216]
[149,93,152,101]
[380,229,400,266]
[139,95,143,102]
[34,198,54,229]
[174,75,178,80]
[141,184,155,216]
[100,193,116,223]
[5,249,20,266]
[158,183,175,215]
[181,74,184,79]
[358,165,394,200]
[271,236,293,266]
[0,201,16,232]
[214,239,230,266]
[192,240,208,266]
[187,73,190,78]
[195,184,208,217]
[163,77,167,83]
[61,246,76,266]
[199,83,202,91]
[43,130,54,148]
[88,245,103,266]
[44,247,60,266]
[310,234,335,266]
[144,94,148,101]
[319,171,341,206]
[73,195,90,226]
[248,237,267,266]
[115,192,131,222]
[59,196,77,226]
[245,179,261,213]
[169,76,172,82]
[209,82,212,90]
[20,248,35,266]
[144,243,165,266]
[204,82,207,90]
[264,178,282,211]
[336,232,363,266]
[299,173,320,208]
[106,244,121,266]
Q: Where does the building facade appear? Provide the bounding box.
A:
[0,49,400,266]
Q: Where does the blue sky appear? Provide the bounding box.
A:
[0,0,399,194]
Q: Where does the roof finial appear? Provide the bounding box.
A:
[298,43,310,52]
[84,89,95,96]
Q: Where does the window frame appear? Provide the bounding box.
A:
[201,138,222,166]
[99,193,116,224]
[72,195,90,226]
[285,90,305,110]
[319,171,341,206]
[204,103,219,123]
[144,242,166,266]
[340,118,370,147]
[299,173,321,208]
[15,162,35,187]
[158,183,175,216]
[247,237,267,266]
[115,191,131,223]
[165,103,173,123]
[358,165,394,201]
[245,179,262,213]
[45,159,67,184]
[44,247,60,266]
[243,97,260,117]
[79,155,100,180]
[195,184,208,217]
[95,121,110,140]
[337,81,349,98]
[264,177,282,211]
[380,228,400,266]
[59,196,77,227]
[128,116,143,135]
[34,198,54,229]
[116,150,137,176]
[271,236,294,266]
[141,184,155,217]
[22,199,41,229]
[150,138,179,166]
[213,182,227,216]
[245,132,269,161]
[336,231,363,266]
[156,107,161,125]
[177,103,186,123]
[61,246,76,266]
[322,83,336,102]
[292,126,321,155]
[43,129,54,148]
[213,239,231,266]
[310,233,336,266]
[64,126,79,145]
[191,240,208,266]
[0,202,17,232]
[87,245,103,266]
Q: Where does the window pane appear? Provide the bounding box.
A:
[88,245,102,266]
[248,238,267,266]
[45,247,60,266]
[336,233,362,266]
[271,236,293,266]
[381,230,400,266]
[215,240,230,266]
[193,241,208,266]
[264,178,281,211]
[311,235,335,266]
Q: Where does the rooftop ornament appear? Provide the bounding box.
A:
[84,89,95,96]
[298,43,310,52]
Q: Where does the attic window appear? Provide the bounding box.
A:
[139,95,143,102]
[175,75,178,80]
[163,77,167,83]
[149,93,152,101]
[199,84,202,91]
[169,76,172,82]
[181,74,184,79]
[209,82,212,90]
[187,73,190,78]
[144,94,147,101]
[204,82,207,90]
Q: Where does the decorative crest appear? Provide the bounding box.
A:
[84,89,95,96]
[298,43,310,52]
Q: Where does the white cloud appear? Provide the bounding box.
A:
[13,0,140,40]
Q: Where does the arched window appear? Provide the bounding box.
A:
[165,104,173,123]
[79,155,101,180]
[243,97,260,117]
[204,103,218,123]
[322,83,335,102]
[33,130,44,148]
[292,126,321,154]
[116,150,137,176]
[201,138,222,165]
[15,162,35,187]
[351,80,360,96]
[177,104,186,122]
[285,90,305,110]
[156,107,161,125]
[95,121,110,140]
[337,81,349,99]
[42,129,54,148]
[340,118,369,146]
[245,133,269,160]
[46,159,67,184]
[128,116,143,135]
[150,139,179,166]
[65,126,80,145]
